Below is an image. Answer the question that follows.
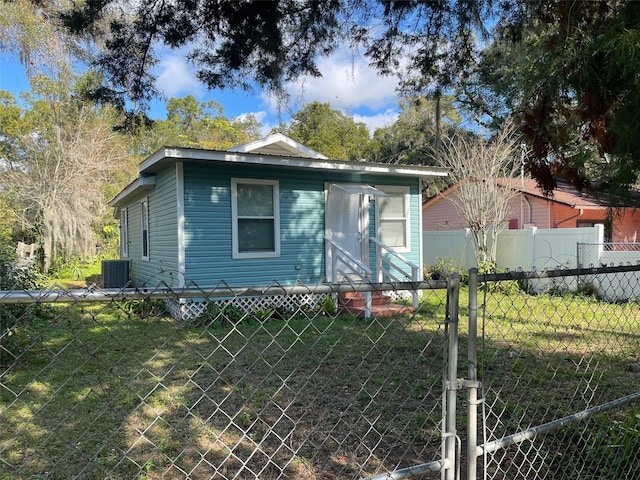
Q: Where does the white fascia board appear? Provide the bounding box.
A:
[141,147,449,179]
[108,176,156,207]
[573,205,607,211]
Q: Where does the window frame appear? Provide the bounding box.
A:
[141,198,149,261]
[375,185,411,252]
[120,207,129,257]
[231,178,280,259]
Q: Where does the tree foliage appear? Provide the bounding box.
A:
[133,95,261,156]
[278,101,370,160]
[0,73,131,271]
[460,1,640,196]
[58,0,492,108]
[0,0,77,76]
[52,0,640,196]
[366,96,461,165]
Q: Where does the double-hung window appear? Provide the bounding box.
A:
[141,198,149,261]
[231,179,280,258]
[120,207,129,257]
[376,186,410,251]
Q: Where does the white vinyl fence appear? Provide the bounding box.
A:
[423,225,605,271]
[424,225,640,299]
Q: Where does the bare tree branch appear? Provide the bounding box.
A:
[435,121,522,267]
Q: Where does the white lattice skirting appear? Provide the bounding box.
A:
[165,293,331,321]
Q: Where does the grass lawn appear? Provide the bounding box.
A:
[1,285,639,479]
[0,293,448,480]
[46,258,104,289]
[467,286,640,480]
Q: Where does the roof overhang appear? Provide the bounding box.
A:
[108,175,156,209]
[331,184,390,196]
[139,147,449,179]
[519,191,607,210]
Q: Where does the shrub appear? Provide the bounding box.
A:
[0,244,51,347]
[123,298,167,319]
[0,245,46,291]
[323,294,338,314]
[192,302,246,327]
[252,307,275,322]
[424,258,468,283]
[477,261,521,295]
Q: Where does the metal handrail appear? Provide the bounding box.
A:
[325,236,372,281]
[370,236,419,282]
[370,236,420,308]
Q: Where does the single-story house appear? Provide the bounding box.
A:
[108,134,448,295]
[422,178,640,243]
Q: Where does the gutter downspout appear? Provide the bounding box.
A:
[555,207,584,228]
[523,196,533,226]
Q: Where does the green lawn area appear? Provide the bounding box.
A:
[0,294,447,480]
[45,258,104,289]
[1,286,639,479]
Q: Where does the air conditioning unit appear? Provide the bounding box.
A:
[102,260,130,288]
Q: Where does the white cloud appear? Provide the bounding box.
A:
[155,55,202,98]
[152,48,401,136]
[353,109,399,135]
[262,50,400,116]
[235,111,267,123]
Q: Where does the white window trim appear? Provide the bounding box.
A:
[176,163,186,287]
[375,185,411,253]
[120,207,129,258]
[141,198,150,261]
[231,178,280,259]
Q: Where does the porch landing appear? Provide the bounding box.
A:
[338,292,415,318]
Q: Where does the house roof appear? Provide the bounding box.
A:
[109,176,156,209]
[109,134,449,208]
[499,178,608,210]
[423,178,610,211]
[227,133,328,159]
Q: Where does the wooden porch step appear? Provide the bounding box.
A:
[338,292,415,318]
[338,291,390,308]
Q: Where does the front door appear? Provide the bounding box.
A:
[325,184,368,281]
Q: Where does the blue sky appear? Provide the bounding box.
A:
[1,48,403,136]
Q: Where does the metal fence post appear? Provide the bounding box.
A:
[443,273,460,480]
[467,268,479,480]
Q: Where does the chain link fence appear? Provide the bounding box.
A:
[0,280,451,479]
[469,265,640,480]
[2,264,640,479]
[577,242,640,268]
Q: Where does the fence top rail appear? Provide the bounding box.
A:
[0,280,448,305]
[474,263,640,282]
[578,242,640,246]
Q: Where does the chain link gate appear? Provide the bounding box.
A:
[0,279,461,479]
[465,264,640,480]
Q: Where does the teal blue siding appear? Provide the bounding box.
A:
[126,169,179,287]
[183,164,325,287]
[123,161,424,288]
[125,198,143,275]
